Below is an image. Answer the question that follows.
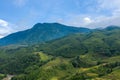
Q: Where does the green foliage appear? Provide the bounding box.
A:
[0,27,120,80]
[0,74,6,80]
[11,57,75,80]
[0,54,40,74]
[72,56,94,68]
[68,61,120,80]
[101,68,120,80]
[38,29,120,57]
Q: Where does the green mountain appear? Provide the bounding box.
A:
[37,26,120,57]
[0,23,91,46]
[0,26,120,80]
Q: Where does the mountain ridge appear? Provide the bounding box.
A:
[0,23,91,46]
[0,23,120,46]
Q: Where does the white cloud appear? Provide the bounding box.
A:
[84,0,120,28]
[67,0,120,28]
[83,17,93,24]
[55,0,120,28]
[0,35,4,38]
[86,16,120,29]
[0,19,17,38]
[55,14,95,28]
[0,28,11,38]
[0,19,8,27]
[64,0,120,28]
[99,0,120,10]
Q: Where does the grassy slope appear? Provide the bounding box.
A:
[67,55,120,80]
[34,52,53,61]
[12,51,120,80]
[102,68,120,80]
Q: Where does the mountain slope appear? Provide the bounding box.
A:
[0,23,91,46]
[0,26,120,80]
[38,27,120,57]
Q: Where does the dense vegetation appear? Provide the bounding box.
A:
[0,47,41,74]
[37,26,120,58]
[0,26,119,80]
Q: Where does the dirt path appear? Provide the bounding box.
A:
[2,75,14,80]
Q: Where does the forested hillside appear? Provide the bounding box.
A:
[0,23,91,46]
[0,26,119,80]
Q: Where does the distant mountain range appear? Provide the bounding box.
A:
[0,23,91,46]
[0,23,120,46]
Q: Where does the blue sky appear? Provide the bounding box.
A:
[0,0,120,38]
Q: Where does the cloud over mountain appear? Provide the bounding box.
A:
[0,19,18,38]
